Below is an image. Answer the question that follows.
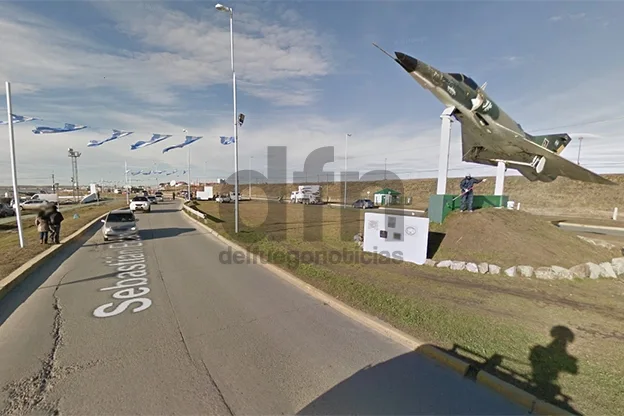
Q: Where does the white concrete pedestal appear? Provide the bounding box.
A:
[436,107,456,195]
[494,161,506,196]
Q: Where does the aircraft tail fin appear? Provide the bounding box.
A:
[526,133,572,154]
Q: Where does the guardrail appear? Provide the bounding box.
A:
[182,203,206,219]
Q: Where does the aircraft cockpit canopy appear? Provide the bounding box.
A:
[449,73,479,90]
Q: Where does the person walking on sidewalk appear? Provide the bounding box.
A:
[48,205,65,244]
[35,210,50,244]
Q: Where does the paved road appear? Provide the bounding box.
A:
[557,222,624,237]
[0,201,527,415]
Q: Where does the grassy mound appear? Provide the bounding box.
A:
[429,208,620,268]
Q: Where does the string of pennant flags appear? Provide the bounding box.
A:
[1,113,241,153]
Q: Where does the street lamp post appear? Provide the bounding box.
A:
[344,133,351,204]
[216,2,240,233]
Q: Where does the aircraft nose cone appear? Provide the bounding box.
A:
[394,52,418,72]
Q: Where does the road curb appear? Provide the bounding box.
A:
[181,205,572,415]
[0,214,106,301]
[558,222,624,232]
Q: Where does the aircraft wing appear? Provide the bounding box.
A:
[516,137,615,185]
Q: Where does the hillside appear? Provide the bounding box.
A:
[198,174,624,217]
[427,208,620,268]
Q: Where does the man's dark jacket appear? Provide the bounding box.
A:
[460,177,482,193]
[48,211,64,225]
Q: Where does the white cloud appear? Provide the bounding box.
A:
[0,1,332,106]
[549,13,587,22]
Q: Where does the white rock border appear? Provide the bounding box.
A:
[426,256,624,280]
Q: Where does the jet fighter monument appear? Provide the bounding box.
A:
[373,44,614,185]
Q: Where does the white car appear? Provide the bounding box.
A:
[129,196,151,213]
[17,199,55,211]
[216,195,231,203]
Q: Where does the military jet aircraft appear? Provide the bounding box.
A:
[373,44,614,185]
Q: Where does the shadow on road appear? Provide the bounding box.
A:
[297,347,527,415]
[445,325,581,415]
[37,271,119,290]
[0,223,101,328]
[138,227,195,240]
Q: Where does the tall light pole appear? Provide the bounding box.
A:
[249,155,253,199]
[216,2,240,233]
[68,148,81,203]
[344,133,351,204]
[182,129,192,199]
[577,136,584,165]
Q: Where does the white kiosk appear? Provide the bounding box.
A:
[363,212,429,265]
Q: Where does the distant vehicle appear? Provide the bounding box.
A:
[30,193,59,203]
[216,194,231,203]
[229,192,242,201]
[17,199,55,211]
[290,185,322,204]
[196,186,214,201]
[101,209,138,241]
[147,195,158,205]
[154,191,164,202]
[130,196,151,213]
[0,202,14,217]
[353,199,374,209]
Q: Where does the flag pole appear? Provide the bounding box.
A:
[125,161,129,205]
[6,81,25,248]
[187,146,191,200]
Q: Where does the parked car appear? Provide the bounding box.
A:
[0,202,15,217]
[101,209,138,241]
[147,195,158,205]
[16,199,55,211]
[352,199,374,209]
[129,195,151,213]
[216,194,231,203]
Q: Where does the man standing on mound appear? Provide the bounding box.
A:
[459,174,486,212]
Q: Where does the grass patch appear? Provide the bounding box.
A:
[428,208,620,268]
[190,200,624,415]
[0,200,126,281]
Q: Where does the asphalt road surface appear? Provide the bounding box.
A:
[0,201,527,415]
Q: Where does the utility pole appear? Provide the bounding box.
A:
[344,133,351,204]
[52,172,55,193]
[384,158,387,180]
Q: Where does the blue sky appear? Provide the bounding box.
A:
[0,0,623,187]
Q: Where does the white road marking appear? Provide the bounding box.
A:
[93,238,153,318]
